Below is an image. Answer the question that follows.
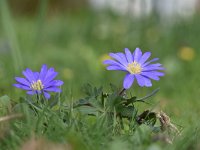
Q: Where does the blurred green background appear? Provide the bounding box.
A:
[0,0,200,128]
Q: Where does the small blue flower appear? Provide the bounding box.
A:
[103,48,165,89]
[13,64,64,99]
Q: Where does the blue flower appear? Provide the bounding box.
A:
[103,48,165,89]
[13,64,64,99]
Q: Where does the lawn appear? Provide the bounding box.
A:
[0,1,200,150]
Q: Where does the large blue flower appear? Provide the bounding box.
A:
[103,48,165,89]
[13,64,64,99]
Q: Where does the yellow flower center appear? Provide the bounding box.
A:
[127,61,142,74]
[30,80,44,91]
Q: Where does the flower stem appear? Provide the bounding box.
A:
[119,88,126,96]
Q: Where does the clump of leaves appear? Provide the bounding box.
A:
[73,84,164,134]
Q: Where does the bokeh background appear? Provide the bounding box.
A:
[0,0,200,128]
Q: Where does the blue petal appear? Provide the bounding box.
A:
[15,77,30,86]
[142,66,165,71]
[22,68,36,82]
[44,68,58,84]
[109,53,128,66]
[124,48,133,63]
[115,52,128,65]
[27,91,36,95]
[133,48,142,62]
[142,58,159,67]
[43,91,51,99]
[39,64,48,81]
[36,90,42,94]
[139,52,151,65]
[123,74,134,89]
[45,80,64,88]
[135,74,145,87]
[146,63,162,67]
[106,65,127,71]
[34,72,40,80]
[143,76,152,87]
[141,71,165,80]
[103,60,127,69]
[13,84,31,90]
[44,87,62,92]
[141,72,160,80]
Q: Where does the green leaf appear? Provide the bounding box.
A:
[107,93,121,108]
[120,106,136,118]
[82,83,93,96]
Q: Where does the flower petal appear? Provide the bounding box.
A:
[15,77,30,86]
[34,72,40,80]
[103,60,127,69]
[141,71,165,80]
[115,52,128,65]
[27,91,36,95]
[43,92,51,99]
[44,68,58,84]
[143,77,152,87]
[133,48,142,62]
[142,66,165,71]
[124,48,133,63]
[142,58,159,67]
[45,80,64,88]
[141,72,160,80]
[139,52,151,65]
[109,53,128,66]
[106,65,126,71]
[13,84,31,90]
[135,74,145,87]
[123,74,134,89]
[22,68,36,82]
[39,64,48,80]
[44,87,62,92]
[146,63,162,67]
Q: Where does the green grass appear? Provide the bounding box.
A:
[0,2,200,150]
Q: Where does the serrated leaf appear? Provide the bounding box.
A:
[120,106,135,118]
[82,83,93,96]
[107,93,121,108]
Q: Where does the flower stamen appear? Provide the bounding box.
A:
[127,61,142,74]
[31,80,44,91]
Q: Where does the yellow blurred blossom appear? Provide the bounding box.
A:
[61,68,73,80]
[99,53,112,64]
[178,47,195,61]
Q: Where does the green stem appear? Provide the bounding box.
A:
[119,88,126,96]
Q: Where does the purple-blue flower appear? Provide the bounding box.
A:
[103,48,165,89]
[13,64,64,99]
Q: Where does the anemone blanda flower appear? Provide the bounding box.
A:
[13,64,64,99]
[103,48,165,89]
